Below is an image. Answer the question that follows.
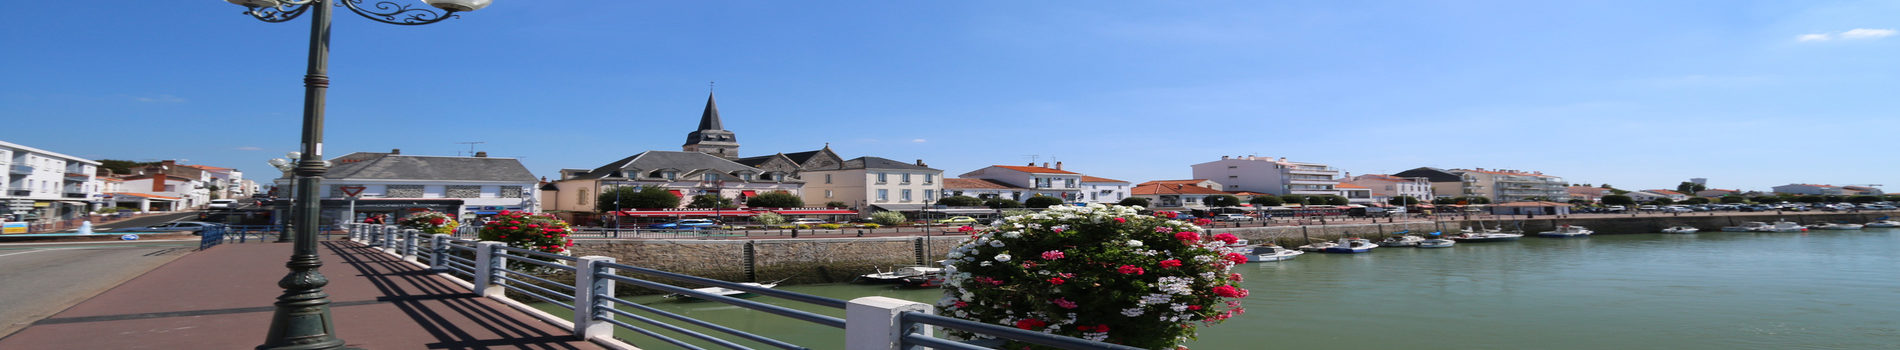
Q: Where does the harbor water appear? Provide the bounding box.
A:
[553,227,1900,349]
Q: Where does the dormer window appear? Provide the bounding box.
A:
[664,171,678,180]
[703,173,719,182]
[741,173,754,181]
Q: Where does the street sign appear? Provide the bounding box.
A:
[340,186,366,197]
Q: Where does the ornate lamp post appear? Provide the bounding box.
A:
[225,1,492,349]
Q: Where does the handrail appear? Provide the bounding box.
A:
[900,312,1147,350]
[597,294,809,350]
[598,261,849,309]
[594,273,847,329]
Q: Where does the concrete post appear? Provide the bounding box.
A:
[473,241,507,298]
[368,224,383,247]
[845,296,934,350]
[383,225,400,255]
[402,229,420,262]
[428,234,449,272]
[572,256,616,341]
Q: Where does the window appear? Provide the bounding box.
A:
[877,189,889,202]
[824,174,832,184]
[386,185,424,198]
[1065,179,1076,188]
[901,173,912,184]
[924,174,934,184]
[500,186,523,198]
[664,171,677,180]
[704,173,718,182]
[578,189,588,205]
[741,173,753,181]
[876,173,887,184]
[825,190,833,198]
[901,189,912,202]
[924,190,935,201]
[446,185,482,198]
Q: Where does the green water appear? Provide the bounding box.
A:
[546,228,1900,349]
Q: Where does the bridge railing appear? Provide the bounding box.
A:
[343,223,1141,350]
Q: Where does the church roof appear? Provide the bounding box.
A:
[698,92,723,131]
[569,151,765,180]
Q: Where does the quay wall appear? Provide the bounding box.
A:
[569,213,1885,286]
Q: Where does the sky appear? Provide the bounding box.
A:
[3,1,1897,193]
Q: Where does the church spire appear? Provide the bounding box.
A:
[698,91,723,131]
[684,90,740,159]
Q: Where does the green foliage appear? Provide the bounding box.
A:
[477,211,574,255]
[1203,195,1241,207]
[1118,197,1152,207]
[984,198,1023,209]
[744,191,804,208]
[97,159,152,175]
[1794,196,1825,204]
[687,194,738,209]
[1387,196,1419,206]
[1279,195,1307,206]
[825,201,849,208]
[938,195,983,207]
[1466,196,1492,204]
[1250,195,1285,207]
[1681,197,1711,204]
[862,223,882,229]
[602,186,680,211]
[1676,182,1707,195]
[1431,196,1458,205]
[1322,195,1349,205]
[1566,199,1588,205]
[1822,195,1846,203]
[1001,209,1035,217]
[1648,198,1676,205]
[1601,195,1635,205]
[1609,189,1630,195]
[870,211,907,225]
[1848,195,1881,204]
[1023,195,1066,208]
[755,212,787,225]
[1720,196,1748,204]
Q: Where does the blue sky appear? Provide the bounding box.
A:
[4,1,1896,192]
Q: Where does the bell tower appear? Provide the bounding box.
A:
[682,91,740,159]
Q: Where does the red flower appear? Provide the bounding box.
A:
[1014,319,1047,330]
[509,220,520,224]
[1112,217,1127,223]
[1212,285,1243,298]
[1076,324,1111,333]
[429,218,445,225]
[953,300,968,308]
[1213,233,1238,244]
[1047,277,1065,285]
[1224,253,1248,264]
[1187,305,1203,311]
[1158,259,1182,268]
[1194,218,1213,226]
[1117,265,1145,275]
[1174,231,1201,242]
[1229,273,1243,282]
[498,210,512,215]
[957,225,975,232]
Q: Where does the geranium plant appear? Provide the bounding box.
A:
[939,204,1248,350]
[477,210,575,255]
[398,211,459,234]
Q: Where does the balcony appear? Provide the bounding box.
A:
[64,192,87,199]
[9,165,32,174]
[9,190,30,197]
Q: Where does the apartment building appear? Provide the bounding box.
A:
[1,140,105,223]
[1190,155,1341,197]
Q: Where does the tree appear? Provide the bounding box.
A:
[1648,198,1675,205]
[1463,196,1492,205]
[824,201,849,208]
[1023,195,1065,208]
[984,198,1023,209]
[1681,197,1711,205]
[1794,196,1825,204]
[744,191,804,208]
[687,194,738,209]
[97,159,153,175]
[1322,195,1349,206]
[938,195,983,207]
[1601,195,1635,206]
[1387,196,1419,206]
[1599,184,1613,189]
[1250,195,1284,207]
[1278,195,1307,206]
[1676,182,1707,195]
[870,211,907,225]
[1822,195,1846,203]
[1118,197,1151,207]
[1848,195,1881,204]
[598,186,678,212]
[1203,195,1241,207]
[1719,196,1748,204]
[1566,199,1588,205]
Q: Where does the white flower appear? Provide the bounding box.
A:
[1121,307,1146,317]
[947,251,965,259]
[988,240,1005,248]
[980,261,993,267]
[1001,231,1022,238]
[1127,240,1144,247]
[995,254,1012,262]
[1170,303,1190,312]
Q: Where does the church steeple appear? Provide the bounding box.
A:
[683,91,740,159]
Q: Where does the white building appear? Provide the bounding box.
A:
[275,151,541,224]
[1,140,105,223]
[798,156,943,213]
[1771,184,1847,196]
[958,163,1084,203]
[183,164,250,199]
[1343,174,1435,203]
[1190,155,1341,197]
[1079,176,1131,204]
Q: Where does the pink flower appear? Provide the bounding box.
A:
[1194,218,1213,226]
[1015,318,1047,330]
[1174,231,1201,242]
[1158,259,1182,268]
[498,210,512,215]
[1212,285,1243,298]
[1187,305,1203,311]
[953,300,968,308]
[509,220,521,224]
[1213,233,1238,244]
[1117,265,1145,275]
[1053,227,1066,233]
[1041,250,1065,260]
[1229,273,1243,282]
[1224,253,1248,264]
[1112,217,1127,223]
[1052,298,1078,309]
[1154,226,1173,233]
[1047,277,1065,285]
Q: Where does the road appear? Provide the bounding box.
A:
[0,238,199,338]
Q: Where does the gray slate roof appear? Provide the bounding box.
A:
[570,151,765,180]
[325,153,537,182]
[843,156,939,171]
[1393,167,1462,182]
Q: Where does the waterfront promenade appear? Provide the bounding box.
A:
[0,240,602,349]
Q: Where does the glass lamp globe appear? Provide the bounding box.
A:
[226,0,282,7]
[424,0,491,12]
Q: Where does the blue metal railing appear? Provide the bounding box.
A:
[343,222,1142,350]
[198,225,226,250]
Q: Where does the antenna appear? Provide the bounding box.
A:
[456,141,485,156]
[709,81,715,92]
[1024,155,1040,163]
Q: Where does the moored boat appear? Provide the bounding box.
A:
[1449,229,1523,242]
[1761,220,1807,232]
[1661,226,1699,234]
[1809,223,1863,230]
[1416,238,1455,248]
[857,266,943,284]
[1378,235,1425,247]
[1319,238,1378,254]
[1538,225,1593,238]
[1297,241,1338,252]
[667,281,780,302]
[1722,222,1768,232]
[1252,245,1305,262]
[1867,220,1900,228]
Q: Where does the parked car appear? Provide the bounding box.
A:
[208,199,238,210]
[647,219,716,229]
[934,216,978,224]
[790,218,827,225]
[1214,213,1255,222]
[143,221,221,235]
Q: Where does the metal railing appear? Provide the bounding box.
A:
[343,223,1141,350]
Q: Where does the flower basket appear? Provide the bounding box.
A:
[940,204,1248,349]
[398,211,458,235]
[478,210,575,259]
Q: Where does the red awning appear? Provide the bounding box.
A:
[741,190,757,197]
[614,209,758,217]
[668,190,684,197]
[768,209,857,215]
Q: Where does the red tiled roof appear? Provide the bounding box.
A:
[1133,183,1227,195]
[1079,175,1127,183]
[1646,189,1684,195]
[1226,191,1274,196]
[183,165,234,171]
[1138,179,1208,186]
[943,178,1021,190]
[110,192,180,200]
[990,165,1078,175]
[1335,183,1369,189]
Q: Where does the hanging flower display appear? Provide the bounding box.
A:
[477,210,575,255]
[940,204,1247,349]
[398,211,459,234]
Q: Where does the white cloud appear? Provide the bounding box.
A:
[133,94,186,103]
[911,139,927,143]
[236,146,263,151]
[1797,33,1831,41]
[1840,28,1896,39]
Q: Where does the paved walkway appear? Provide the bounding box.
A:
[0,240,602,349]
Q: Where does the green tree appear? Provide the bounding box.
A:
[1886,195,1900,202]
[870,211,907,225]
[744,191,804,208]
[1118,197,1151,207]
[1601,195,1635,206]
[1023,195,1065,208]
[598,186,679,212]
[1848,195,1881,204]
[1794,196,1825,204]
[755,212,787,225]
[1431,196,1458,205]
[937,195,983,207]
[1822,195,1846,203]
[1464,196,1492,205]
[1681,197,1711,204]
[688,194,738,209]
[1720,196,1748,204]
[1676,182,1707,195]
[1279,195,1307,206]
[1250,195,1284,207]
[1387,196,1420,206]
[97,159,152,175]
[824,201,849,208]
[1203,195,1241,207]
[1322,195,1349,205]
[1566,199,1589,205]
[1599,184,1613,189]
[984,198,1023,209]
[1648,198,1676,205]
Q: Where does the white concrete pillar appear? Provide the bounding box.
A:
[572,256,616,341]
[846,296,934,350]
[472,241,507,298]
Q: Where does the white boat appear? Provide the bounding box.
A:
[1296,241,1338,252]
[1810,223,1863,230]
[1378,235,1425,247]
[1450,229,1523,242]
[1251,245,1304,262]
[1661,226,1699,234]
[857,266,942,283]
[668,281,780,301]
[1866,220,1900,228]
[1319,238,1378,254]
[1761,220,1808,232]
[1416,238,1455,248]
[1722,222,1768,232]
[1538,225,1593,238]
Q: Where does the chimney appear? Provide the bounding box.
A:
[391,148,401,155]
[474,151,488,158]
[1222,155,1230,160]
[1027,162,1035,166]
[916,159,927,166]
[148,164,167,192]
[1042,162,1049,168]
[1055,161,1062,170]
[1278,157,1286,162]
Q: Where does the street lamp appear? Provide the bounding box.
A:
[227,1,492,349]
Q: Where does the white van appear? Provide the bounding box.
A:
[209,199,238,209]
